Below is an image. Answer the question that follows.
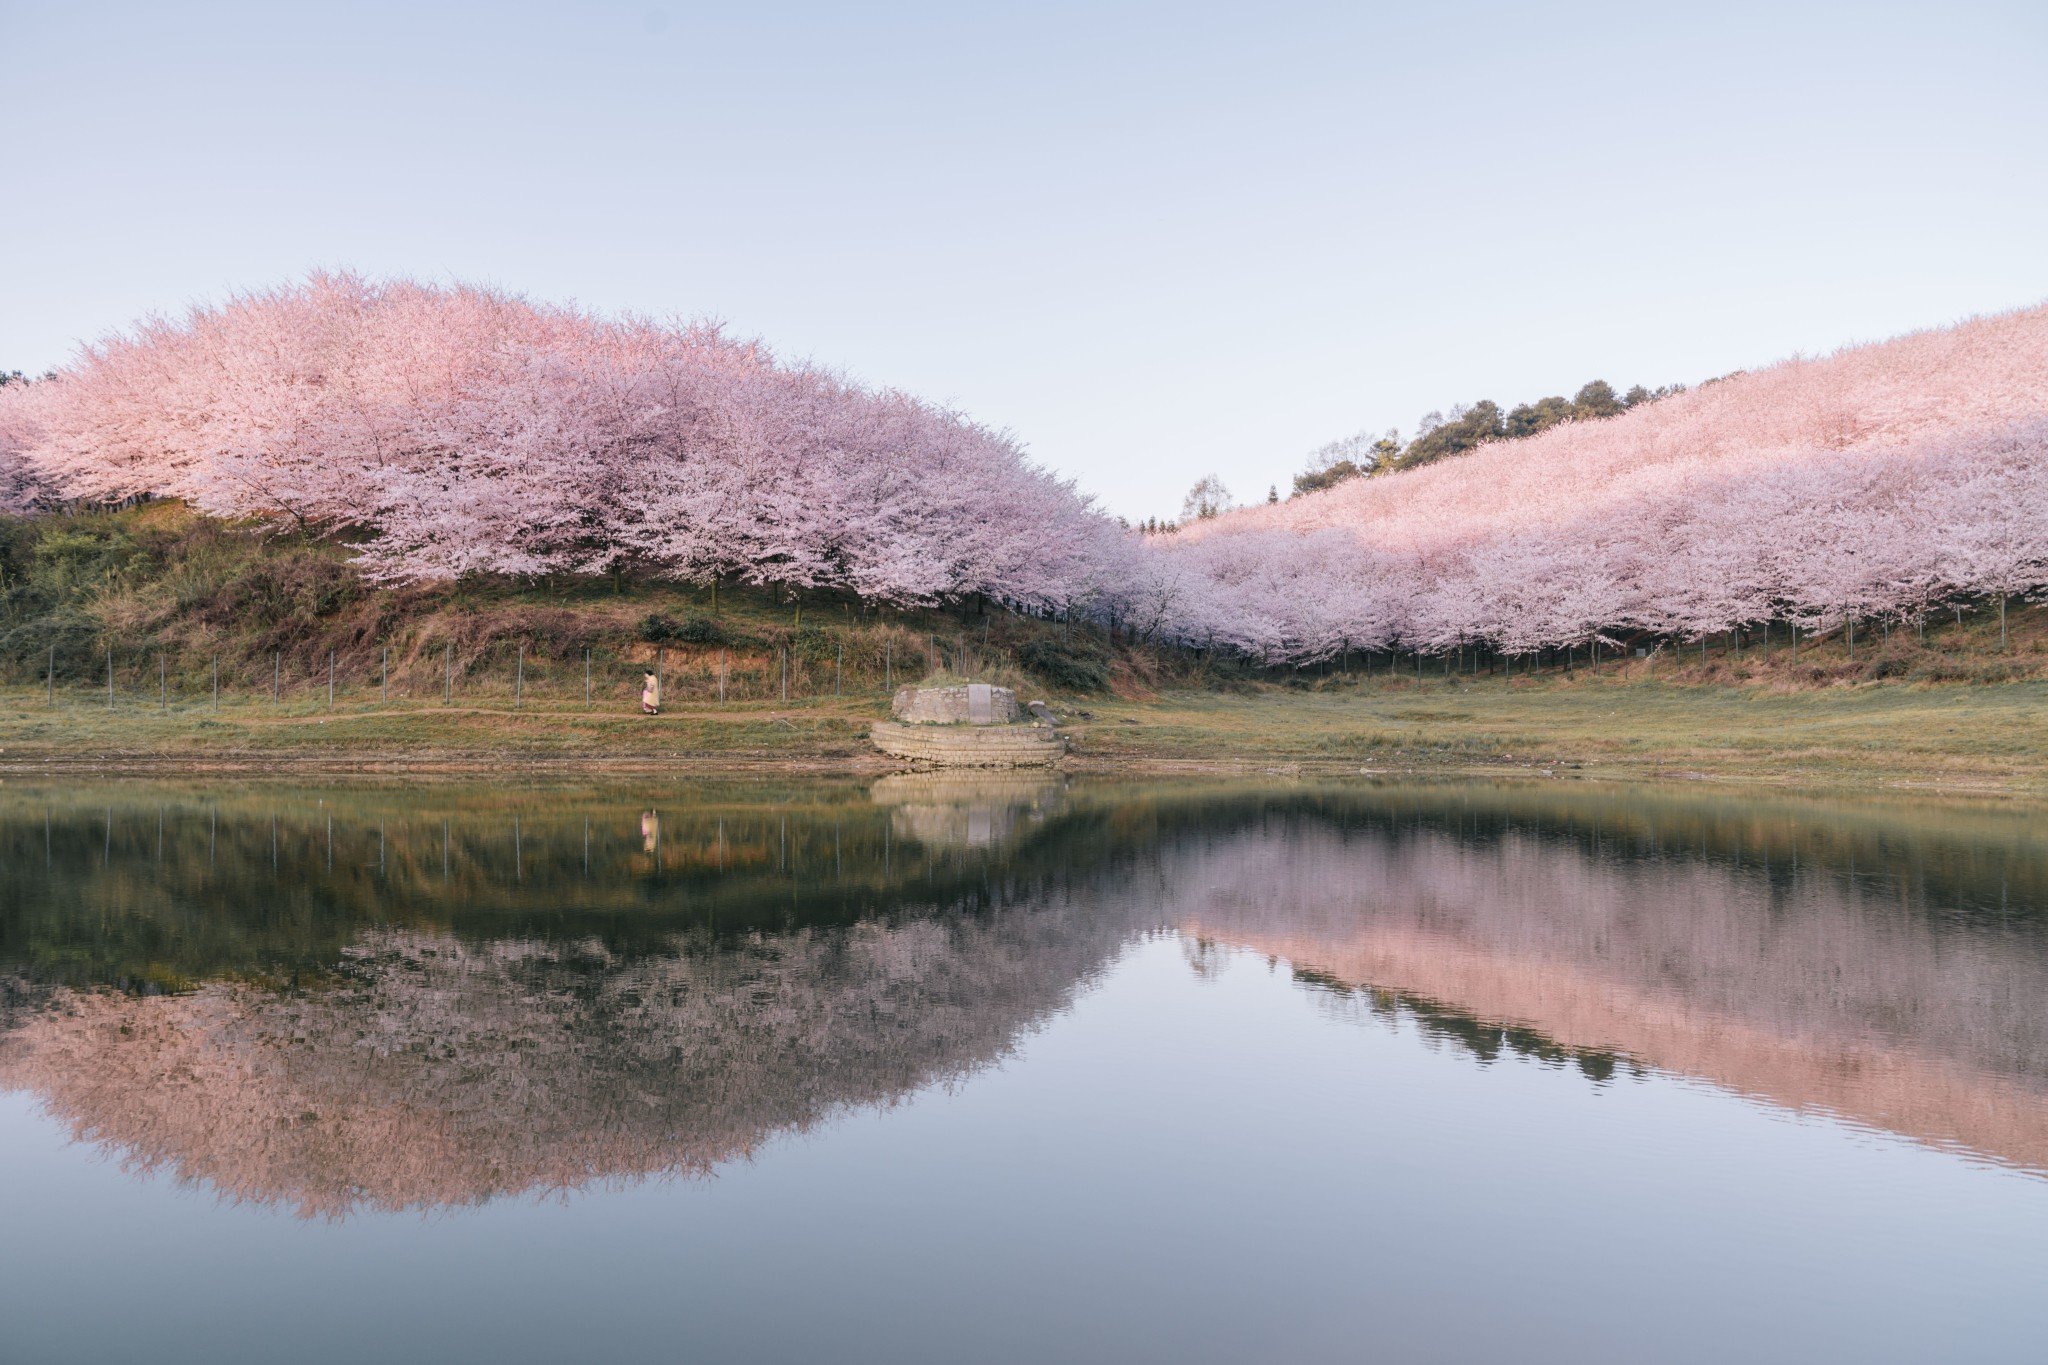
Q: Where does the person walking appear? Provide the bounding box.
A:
[641,669,661,715]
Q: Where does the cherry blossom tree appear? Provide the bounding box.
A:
[1158,304,2048,660]
[0,379,48,512]
[13,277,2045,655]
[10,273,1139,610]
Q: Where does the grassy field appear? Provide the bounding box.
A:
[1066,676,2048,792]
[6,669,2047,795]
[5,502,2046,791]
[0,690,888,770]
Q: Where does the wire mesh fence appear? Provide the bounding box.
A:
[6,639,947,712]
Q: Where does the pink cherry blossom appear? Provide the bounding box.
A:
[1156,304,2048,657]
[7,273,1140,610]
[9,278,2044,656]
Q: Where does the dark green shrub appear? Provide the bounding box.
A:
[676,616,726,645]
[1017,635,1112,692]
[1860,643,1919,680]
[791,625,837,661]
[217,546,357,625]
[29,523,140,597]
[642,613,726,645]
[638,612,682,642]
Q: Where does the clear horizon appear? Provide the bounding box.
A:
[4,0,2044,519]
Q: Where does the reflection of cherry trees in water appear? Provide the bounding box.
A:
[0,900,1143,1218]
[1168,819,2048,1173]
[3,781,2047,1212]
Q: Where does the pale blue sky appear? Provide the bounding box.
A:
[4,1,2044,519]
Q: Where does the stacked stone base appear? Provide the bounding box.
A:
[870,721,1065,768]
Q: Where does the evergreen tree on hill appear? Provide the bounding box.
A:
[1294,378,1685,496]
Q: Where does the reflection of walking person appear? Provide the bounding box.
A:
[641,810,660,855]
[641,670,661,715]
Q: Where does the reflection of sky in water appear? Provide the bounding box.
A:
[2,779,2046,1362]
[4,936,2045,1365]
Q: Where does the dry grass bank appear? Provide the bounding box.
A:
[4,673,2047,795]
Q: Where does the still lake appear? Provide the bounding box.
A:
[1,775,2045,1363]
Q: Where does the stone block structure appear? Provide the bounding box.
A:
[873,683,1063,768]
[891,684,1022,726]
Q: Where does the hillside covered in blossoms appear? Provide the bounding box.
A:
[1152,305,2048,660]
[3,277,2044,667]
[0,273,1130,611]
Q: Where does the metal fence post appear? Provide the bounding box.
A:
[273,651,280,703]
[381,646,388,703]
[212,654,220,712]
[516,644,524,707]
[47,644,54,706]
[836,641,843,697]
[584,647,592,705]
[780,647,788,702]
[718,648,726,703]
[444,642,452,705]
[885,638,892,691]
[159,653,166,712]
[107,648,113,709]
[327,650,335,710]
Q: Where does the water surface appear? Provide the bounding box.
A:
[2,776,2045,1362]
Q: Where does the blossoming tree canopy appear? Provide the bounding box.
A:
[1150,304,2048,660]
[3,277,2044,657]
[0,272,1137,609]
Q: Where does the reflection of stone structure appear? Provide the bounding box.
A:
[873,685,1063,767]
[871,773,1066,849]
[4,780,2046,1217]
